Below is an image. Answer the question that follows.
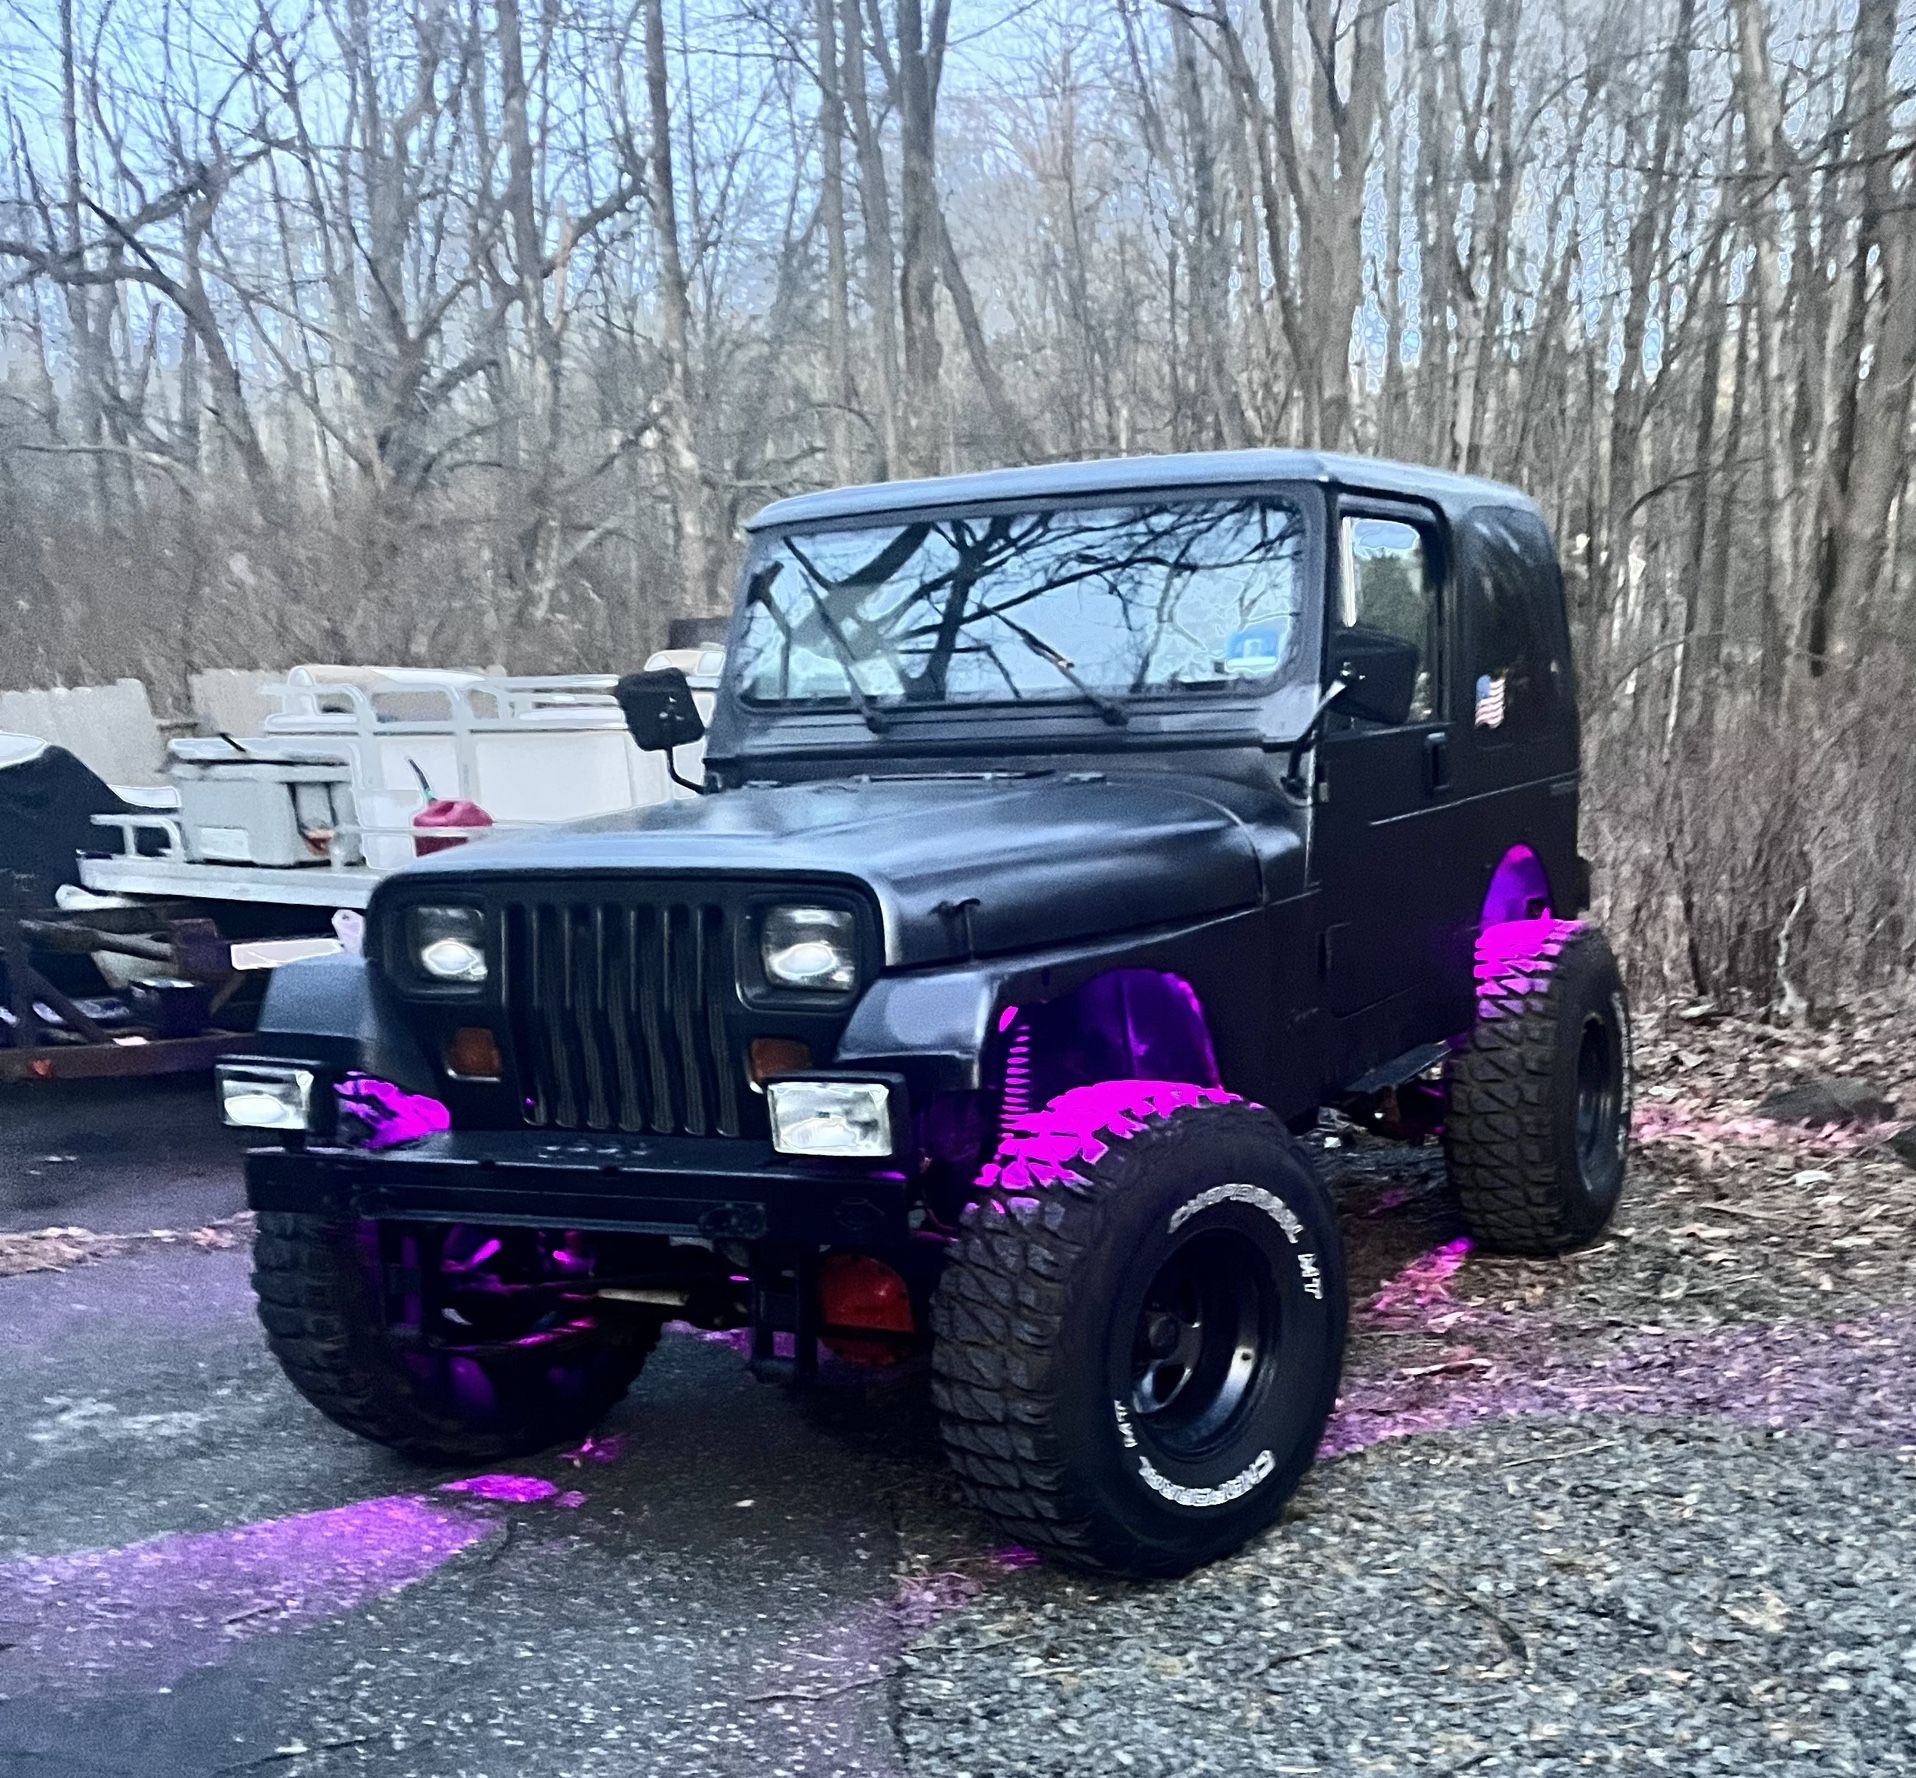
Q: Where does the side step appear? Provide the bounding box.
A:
[1342,1039,1453,1101]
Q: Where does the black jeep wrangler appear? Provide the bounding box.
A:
[221,451,1631,1578]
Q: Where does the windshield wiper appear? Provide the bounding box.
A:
[749,562,891,733]
[988,612,1129,726]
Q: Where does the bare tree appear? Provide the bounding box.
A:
[2,0,1912,1002]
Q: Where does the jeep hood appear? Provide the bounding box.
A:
[399,772,1263,966]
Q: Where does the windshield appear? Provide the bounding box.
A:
[731,496,1308,715]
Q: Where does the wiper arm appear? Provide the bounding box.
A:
[750,562,891,733]
[989,612,1129,726]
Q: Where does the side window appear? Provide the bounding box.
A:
[1463,509,1571,743]
[1337,515,1440,723]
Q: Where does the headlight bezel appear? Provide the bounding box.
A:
[752,900,863,1000]
[407,904,490,987]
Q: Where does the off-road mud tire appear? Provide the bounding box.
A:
[1445,919,1632,1255]
[253,1212,658,1462]
[930,1081,1346,1579]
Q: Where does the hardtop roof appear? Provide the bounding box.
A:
[745,449,1534,533]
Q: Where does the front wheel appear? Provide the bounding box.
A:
[931,1082,1346,1579]
[1445,919,1633,1254]
[252,1214,659,1462]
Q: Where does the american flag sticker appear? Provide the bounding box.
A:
[1474,672,1506,728]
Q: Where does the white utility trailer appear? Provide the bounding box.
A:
[5,651,718,1079]
[81,651,720,918]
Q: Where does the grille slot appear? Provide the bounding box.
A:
[502,899,743,1136]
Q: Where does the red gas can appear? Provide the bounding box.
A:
[413,798,493,855]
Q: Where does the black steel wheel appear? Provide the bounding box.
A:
[1445,919,1633,1254]
[931,1080,1346,1579]
[1125,1231,1274,1452]
[253,1213,659,1462]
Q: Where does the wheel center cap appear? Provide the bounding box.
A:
[1143,1310,1182,1358]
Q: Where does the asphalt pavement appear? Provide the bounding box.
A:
[0,1075,249,1234]
[3,1061,1912,1778]
[0,1078,975,1778]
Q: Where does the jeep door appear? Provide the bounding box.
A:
[1439,504,1583,911]
[1309,497,1479,1085]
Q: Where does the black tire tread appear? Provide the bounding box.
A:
[1444,919,1626,1254]
[929,1082,1325,1577]
[253,1211,657,1462]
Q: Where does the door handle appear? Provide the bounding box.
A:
[1425,730,1452,796]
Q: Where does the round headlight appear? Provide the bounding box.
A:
[411,906,488,983]
[760,906,856,992]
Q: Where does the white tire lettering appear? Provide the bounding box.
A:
[1136,1447,1275,1509]
[1611,989,1633,1156]
[1169,1181,1303,1243]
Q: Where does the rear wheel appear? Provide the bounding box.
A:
[252,1214,658,1462]
[1445,919,1633,1254]
[931,1081,1346,1579]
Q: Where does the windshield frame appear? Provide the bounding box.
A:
[708,480,1329,760]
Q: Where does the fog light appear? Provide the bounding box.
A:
[217,1063,314,1131]
[766,1079,893,1158]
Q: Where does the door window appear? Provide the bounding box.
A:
[1337,516,1439,723]
[1462,508,1571,742]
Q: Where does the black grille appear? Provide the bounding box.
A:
[500,899,745,1136]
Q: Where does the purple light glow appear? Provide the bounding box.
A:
[1480,844,1552,927]
[1327,1239,1916,1462]
[438,1474,560,1503]
[1475,915,1565,973]
[997,1003,1021,1034]
[1079,969,1221,1087]
[0,1473,610,1696]
[1366,1237,1473,1322]
[336,1075,451,1150]
[1323,1309,1916,1460]
[0,1494,489,1692]
[985,1079,1237,1190]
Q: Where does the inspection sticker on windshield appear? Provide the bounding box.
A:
[1223,623,1284,676]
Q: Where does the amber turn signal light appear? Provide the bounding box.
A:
[445,1027,504,1080]
[748,1036,812,1085]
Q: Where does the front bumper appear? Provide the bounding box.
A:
[245,1130,913,1246]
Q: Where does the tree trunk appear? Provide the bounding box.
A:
[642,0,713,616]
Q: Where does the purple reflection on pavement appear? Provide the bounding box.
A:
[438,1474,560,1504]
[0,1493,490,1692]
[1323,1310,1916,1458]
[1326,1242,1916,1461]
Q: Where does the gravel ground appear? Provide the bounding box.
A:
[900,1418,1915,1776]
[893,1000,1916,1776]
[3,1000,1913,1776]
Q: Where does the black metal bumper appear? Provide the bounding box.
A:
[245,1130,914,1246]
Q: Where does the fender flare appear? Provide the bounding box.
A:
[834,905,1302,1113]
[230,952,437,1093]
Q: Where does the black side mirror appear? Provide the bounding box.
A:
[614,668,706,753]
[1328,625,1420,727]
